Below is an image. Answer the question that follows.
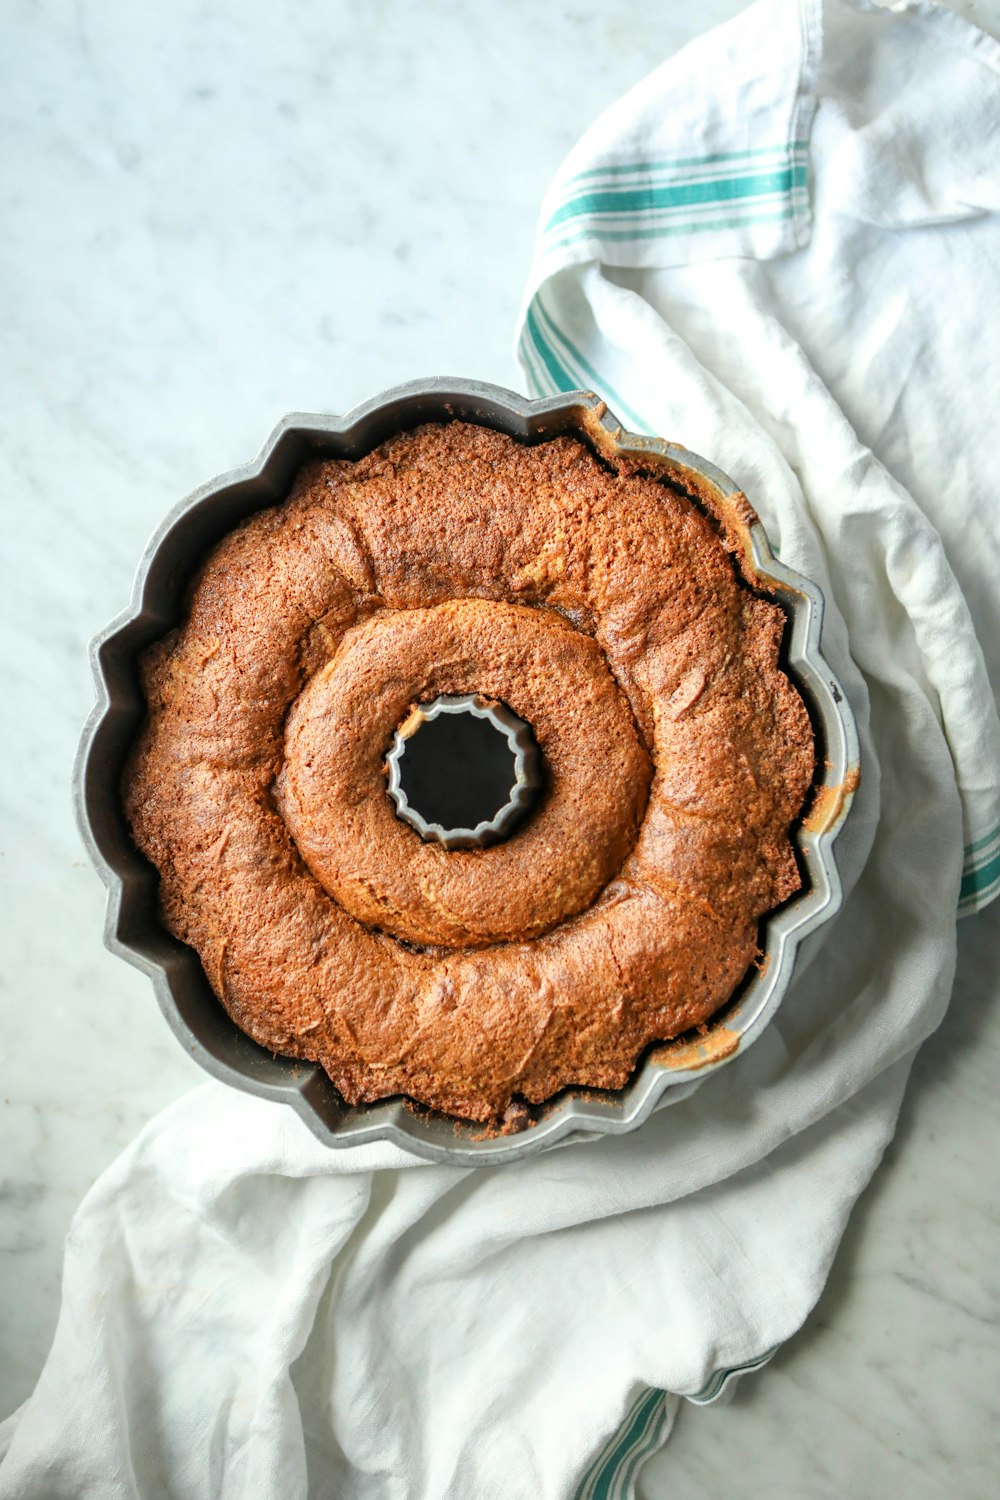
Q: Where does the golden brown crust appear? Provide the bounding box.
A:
[123,422,815,1123]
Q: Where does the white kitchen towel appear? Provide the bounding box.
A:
[3,1,999,1497]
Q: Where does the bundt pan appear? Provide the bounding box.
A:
[74,379,859,1165]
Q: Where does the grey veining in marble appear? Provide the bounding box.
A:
[1,1,998,1495]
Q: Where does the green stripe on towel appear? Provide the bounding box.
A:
[547,163,807,230]
[530,299,653,435]
[959,847,1000,906]
[573,1388,670,1500]
[570,1350,778,1499]
[959,825,1000,910]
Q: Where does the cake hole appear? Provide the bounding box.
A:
[386,694,541,850]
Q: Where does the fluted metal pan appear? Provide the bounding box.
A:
[74,379,859,1165]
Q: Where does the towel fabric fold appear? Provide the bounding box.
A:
[3,1,998,1496]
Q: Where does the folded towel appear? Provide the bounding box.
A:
[3,1,998,1496]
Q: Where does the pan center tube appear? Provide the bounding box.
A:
[385,694,541,850]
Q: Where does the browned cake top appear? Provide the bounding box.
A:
[123,421,814,1125]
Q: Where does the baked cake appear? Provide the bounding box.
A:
[123,421,814,1126]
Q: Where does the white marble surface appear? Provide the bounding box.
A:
[1,0,998,1493]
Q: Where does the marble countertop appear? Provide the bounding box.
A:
[2,2,998,1494]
